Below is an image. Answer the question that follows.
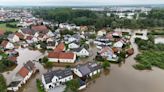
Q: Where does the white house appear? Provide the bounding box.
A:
[1,40,14,49]
[97,29,106,37]
[8,34,20,43]
[48,52,76,63]
[113,41,124,48]
[68,42,80,49]
[99,46,118,62]
[73,62,101,78]
[47,31,54,37]
[42,69,73,90]
[72,47,89,57]
[7,81,22,92]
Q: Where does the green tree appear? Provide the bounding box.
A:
[102,61,110,69]
[64,79,80,92]
[0,74,7,92]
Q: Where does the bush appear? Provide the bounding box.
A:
[0,74,7,92]
[45,62,53,68]
[64,79,80,92]
[134,51,164,70]
[102,61,110,69]
[36,79,45,92]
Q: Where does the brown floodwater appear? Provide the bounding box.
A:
[4,30,164,92]
[83,36,164,92]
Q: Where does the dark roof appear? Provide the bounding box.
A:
[47,41,56,46]
[78,65,91,76]
[43,69,72,84]
[8,34,15,39]
[8,81,21,87]
[77,62,101,77]
[88,62,102,72]
[21,28,35,35]
[72,47,83,52]
[24,61,35,71]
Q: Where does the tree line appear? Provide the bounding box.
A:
[32,8,164,30]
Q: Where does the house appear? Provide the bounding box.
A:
[99,46,118,61]
[15,32,25,40]
[26,36,38,44]
[97,29,106,37]
[8,34,20,43]
[113,41,124,48]
[5,49,19,56]
[47,41,57,49]
[31,25,49,34]
[80,26,88,31]
[112,31,122,38]
[7,81,22,92]
[134,29,148,40]
[72,47,89,57]
[18,28,35,36]
[42,69,73,90]
[48,52,76,63]
[54,42,65,52]
[68,41,80,49]
[7,61,36,92]
[73,62,101,78]
[1,40,14,50]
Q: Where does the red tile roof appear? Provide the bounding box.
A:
[18,67,29,78]
[59,52,75,59]
[48,52,75,59]
[15,32,24,39]
[54,42,65,52]
[32,25,48,32]
[48,52,59,58]
[112,47,119,53]
[99,46,113,54]
[1,40,8,47]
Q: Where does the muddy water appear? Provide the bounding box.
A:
[5,31,164,92]
[84,36,164,92]
[3,48,44,84]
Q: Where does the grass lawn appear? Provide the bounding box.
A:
[0,22,19,32]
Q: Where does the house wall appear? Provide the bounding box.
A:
[49,58,58,62]
[73,68,83,77]
[22,71,33,84]
[68,43,79,49]
[6,42,14,49]
[42,75,73,90]
[89,69,101,77]
[7,86,19,92]
[78,84,87,90]
[76,49,89,56]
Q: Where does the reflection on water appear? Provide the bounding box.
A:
[103,69,110,76]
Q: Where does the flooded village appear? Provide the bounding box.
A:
[0,5,164,92]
